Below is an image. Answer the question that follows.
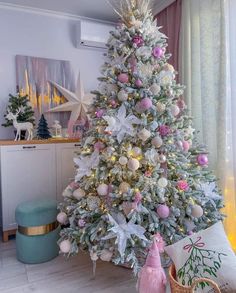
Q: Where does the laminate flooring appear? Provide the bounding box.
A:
[0,238,170,293]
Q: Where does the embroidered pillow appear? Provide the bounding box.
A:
[165,222,236,293]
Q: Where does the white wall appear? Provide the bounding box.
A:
[0,6,105,139]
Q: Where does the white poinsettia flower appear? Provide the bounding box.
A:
[136,46,152,58]
[145,149,159,165]
[200,182,221,200]
[138,63,154,79]
[102,213,148,256]
[74,151,100,180]
[103,104,142,143]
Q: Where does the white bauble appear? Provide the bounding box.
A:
[90,251,99,261]
[138,129,151,142]
[132,147,142,157]
[57,212,67,224]
[156,102,166,113]
[159,154,167,164]
[158,178,168,188]
[170,105,180,117]
[73,188,86,200]
[150,84,161,96]
[152,136,163,148]
[191,205,204,218]
[119,156,128,165]
[62,186,73,198]
[119,182,130,193]
[97,184,109,196]
[59,240,71,253]
[128,158,140,171]
[100,249,113,262]
[118,89,128,102]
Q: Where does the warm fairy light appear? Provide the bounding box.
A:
[111,156,117,162]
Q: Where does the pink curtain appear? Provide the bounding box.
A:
[155,0,182,74]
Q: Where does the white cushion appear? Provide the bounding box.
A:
[165,222,236,293]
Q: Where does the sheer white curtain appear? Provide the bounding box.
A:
[180,0,236,249]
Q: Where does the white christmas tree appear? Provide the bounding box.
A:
[57,0,224,274]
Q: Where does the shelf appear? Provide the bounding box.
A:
[0,138,80,146]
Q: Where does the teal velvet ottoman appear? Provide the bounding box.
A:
[15,199,60,264]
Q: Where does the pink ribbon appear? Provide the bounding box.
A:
[183,236,205,253]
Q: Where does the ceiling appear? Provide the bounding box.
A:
[0,0,170,22]
[0,0,118,22]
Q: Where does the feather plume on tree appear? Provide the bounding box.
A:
[107,0,154,27]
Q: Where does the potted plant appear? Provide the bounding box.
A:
[2,92,35,139]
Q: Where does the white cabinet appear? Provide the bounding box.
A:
[0,141,79,240]
[0,144,56,231]
[56,143,79,202]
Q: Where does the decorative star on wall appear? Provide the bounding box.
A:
[48,73,94,122]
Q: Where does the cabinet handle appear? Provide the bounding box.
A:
[23,146,36,149]
[74,144,80,147]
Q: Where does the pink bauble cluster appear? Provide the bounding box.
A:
[197,154,208,166]
[140,97,152,110]
[78,219,86,228]
[96,109,105,118]
[156,204,170,219]
[118,73,129,83]
[94,141,105,152]
[132,35,144,47]
[158,125,171,137]
[153,47,164,58]
[177,180,189,191]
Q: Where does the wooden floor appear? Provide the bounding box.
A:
[0,238,171,293]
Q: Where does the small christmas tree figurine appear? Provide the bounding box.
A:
[37,114,51,139]
[2,92,35,127]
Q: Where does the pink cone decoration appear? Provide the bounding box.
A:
[137,233,167,293]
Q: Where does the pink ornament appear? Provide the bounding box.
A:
[96,109,105,118]
[156,205,170,219]
[128,55,137,72]
[78,219,86,228]
[153,47,164,58]
[94,141,105,152]
[188,231,194,236]
[177,98,186,111]
[132,35,144,47]
[182,140,190,152]
[158,125,171,137]
[145,170,152,177]
[69,181,80,190]
[134,192,143,204]
[135,79,143,88]
[118,73,129,83]
[140,98,153,111]
[177,180,189,191]
[59,240,71,253]
[138,233,167,293]
[197,154,208,166]
[110,99,118,108]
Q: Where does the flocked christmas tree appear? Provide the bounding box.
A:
[37,114,51,139]
[2,92,35,127]
[58,0,224,274]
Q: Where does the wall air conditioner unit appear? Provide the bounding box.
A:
[77,20,114,50]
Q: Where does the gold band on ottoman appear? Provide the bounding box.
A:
[18,221,59,236]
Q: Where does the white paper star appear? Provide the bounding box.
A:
[145,148,159,166]
[102,213,147,256]
[48,73,94,122]
[103,104,142,143]
[74,151,99,181]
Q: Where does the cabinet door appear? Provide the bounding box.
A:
[0,144,56,231]
[56,143,79,202]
